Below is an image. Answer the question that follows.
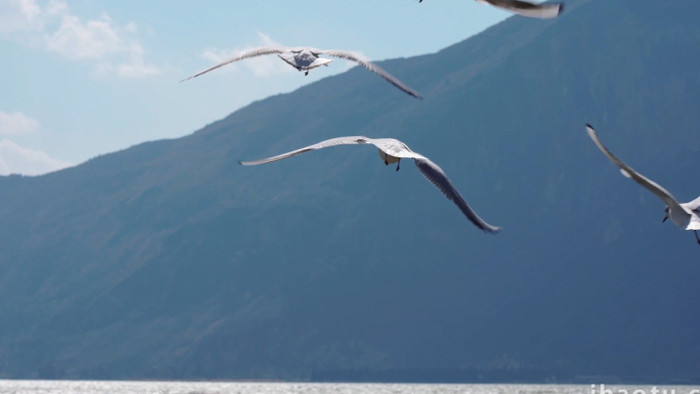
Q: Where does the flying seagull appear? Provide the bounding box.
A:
[419,0,564,19]
[586,124,700,245]
[240,136,501,233]
[181,46,422,99]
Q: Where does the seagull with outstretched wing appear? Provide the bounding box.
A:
[586,124,700,245]
[240,136,501,233]
[181,46,422,99]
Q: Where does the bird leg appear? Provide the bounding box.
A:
[695,230,700,245]
[305,70,309,76]
[396,159,401,172]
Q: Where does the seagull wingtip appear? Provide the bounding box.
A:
[486,226,502,234]
[477,223,501,234]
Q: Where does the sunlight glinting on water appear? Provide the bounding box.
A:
[0,381,697,394]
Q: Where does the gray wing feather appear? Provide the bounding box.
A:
[180,46,288,82]
[413,157,501,233]
[316,49,422,99]
[239,136,371,166]
[682,196,700,211]
[586,124,683,211]
[484,0,563,18]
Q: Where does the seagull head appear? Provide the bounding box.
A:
[662,206,670,223]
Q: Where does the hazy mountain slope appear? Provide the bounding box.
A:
[0,0,699,381]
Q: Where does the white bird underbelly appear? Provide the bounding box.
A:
[678,206,700,230]
[377,149,400,164]
[277,53,333,71]
[669,207,691,228]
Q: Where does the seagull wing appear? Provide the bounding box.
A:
[239,136,372,166]
[180,46,288,82]
[682,196,700,212]
[586,124,682,210]
[413,156,501,233]
[316,49,422,99]
[482,0,564,19]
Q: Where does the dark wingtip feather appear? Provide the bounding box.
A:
[483,225,502,234]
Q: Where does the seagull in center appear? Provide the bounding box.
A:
[181,46,422,99]
[240,136,501,233]
[586,124,700,245]
[418,0,564,19]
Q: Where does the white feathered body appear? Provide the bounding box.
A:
[278,49,333,71]
[678,199,700,230]
[371,138,422,164]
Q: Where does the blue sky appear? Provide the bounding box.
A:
[0,0,512,175]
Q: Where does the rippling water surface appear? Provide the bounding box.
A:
[0,381,696,394]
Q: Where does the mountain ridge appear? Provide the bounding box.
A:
[1,0,699,381]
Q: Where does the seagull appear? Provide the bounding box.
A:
[239,136,501,233]
[181,46,422,99]
[418,0,564,19]
[586,124,700,245]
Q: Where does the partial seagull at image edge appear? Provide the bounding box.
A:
[418,0,564,19]
[586,123,700,245]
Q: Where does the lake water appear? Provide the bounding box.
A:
[0,381,697,394]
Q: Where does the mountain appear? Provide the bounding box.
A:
[1,0,700,382]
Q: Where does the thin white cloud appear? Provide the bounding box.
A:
[0,110,71,175]
[114,58,160,78]
[0,110,40,136]
[124,21,137,34]
[0,138,72,176]
[201,31,293,77]
[0,0,159,78]
[0,0,42,35]
[46,12,123,59]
